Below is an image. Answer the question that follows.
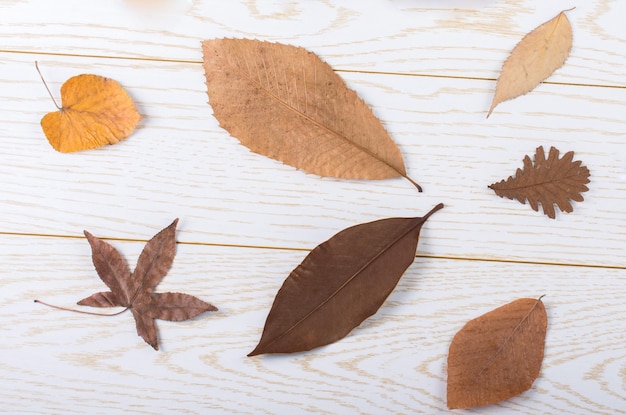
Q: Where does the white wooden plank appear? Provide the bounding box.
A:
[0,0,625,87]
[1,235,624,414]
[1,54,624,266]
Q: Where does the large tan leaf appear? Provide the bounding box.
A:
[487,9,573,117]
[447,297,548,409]
[202,38,420,190]
[248,203,443,356]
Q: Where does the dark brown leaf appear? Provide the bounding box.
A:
[447,297,547,409]
[202,38,421,191]
[77,219,218,350]
[249,203,444,356]
[489,146,590,219]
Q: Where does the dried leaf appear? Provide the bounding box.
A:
[77,219,217,350]
[202,38,421,191]
[38,65,141,152]
[249,203,443,356]
[488,9,573,117]
[489,146,590,219]
[447,297,547,409]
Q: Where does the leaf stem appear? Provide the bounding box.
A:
[35,61,61,110]
[405,175,423,192]
[421,202,444,222]
[34,299,130,317]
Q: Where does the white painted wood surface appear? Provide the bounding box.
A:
[1,1,624,414]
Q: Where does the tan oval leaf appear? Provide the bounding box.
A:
[249,203,443,356]
[39,67,141,153]
[447,297,547,409]
[487,9,573,117]
[202,38,421,190]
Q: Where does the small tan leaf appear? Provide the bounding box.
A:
[489,146,590,219]
[447,297,548,409]
[249,203,443,356]
[202,38,421,190]
[488,9,573,117]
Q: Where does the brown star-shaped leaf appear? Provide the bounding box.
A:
[489,146,590,219]
[77,219,217,350]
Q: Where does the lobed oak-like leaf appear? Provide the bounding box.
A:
[488,9,573,117]
[249,203,443,356]
[40,71,141,152]
[77,219,217,350]
[202,38,421,190]
[489,146,590,219]
[447,297,548,409]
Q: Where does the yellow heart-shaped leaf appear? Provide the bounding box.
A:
[40,73,141,153]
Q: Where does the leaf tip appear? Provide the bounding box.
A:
[487,93,500,118]
[164,218,179,231]
[247,347,262,357]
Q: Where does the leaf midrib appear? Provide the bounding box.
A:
[502,171,588,190]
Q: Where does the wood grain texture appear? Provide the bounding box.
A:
[1,54,624,266]
[1,236,624,414]
[1,0,626,87]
